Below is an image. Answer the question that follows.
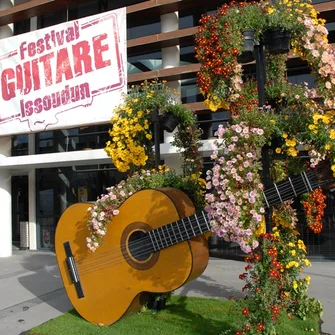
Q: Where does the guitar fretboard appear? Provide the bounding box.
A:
[147,211,211,252]
[263,170,318,208]
[144,169,320,253]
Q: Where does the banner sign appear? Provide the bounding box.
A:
[0,8,127,136]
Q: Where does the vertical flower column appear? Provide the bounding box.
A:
[160,12,182,171]
[0,0,14,257]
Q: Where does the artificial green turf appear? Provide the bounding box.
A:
[27,296,319,335]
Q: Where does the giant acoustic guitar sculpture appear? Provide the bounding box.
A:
[55,167,333,326]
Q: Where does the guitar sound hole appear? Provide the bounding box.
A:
[128,231,152,261]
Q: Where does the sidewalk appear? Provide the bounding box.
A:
[0,249,333,335]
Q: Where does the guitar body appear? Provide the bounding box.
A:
[55,187,209,326]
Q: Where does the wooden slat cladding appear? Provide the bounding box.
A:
[128,27,197,56]
[0,0,181,26]
[1,0,335,27]
[315,2,335,21]
[128,63,200,83]
[127,0,182,16]
[0,0,67,27]
[128,42,335,84]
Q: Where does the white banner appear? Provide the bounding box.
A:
[0,8,127,136]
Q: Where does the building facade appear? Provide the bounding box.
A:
[0,0,335,258]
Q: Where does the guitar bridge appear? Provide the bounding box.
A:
[63,241,84,299]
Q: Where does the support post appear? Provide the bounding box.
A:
[152,106,161,170]
[255,40,272,232]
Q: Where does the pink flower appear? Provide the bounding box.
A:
[249,197,256,204]
[312,49,320,57]
[234,125,242,133]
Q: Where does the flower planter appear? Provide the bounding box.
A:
[264,28,291,55]
[237,29,255,63]
[161,113,180,132]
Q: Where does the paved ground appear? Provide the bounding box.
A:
[0,249,334,335]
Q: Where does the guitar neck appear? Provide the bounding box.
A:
[262,169,319,208]
[147,211,211,252]
[147,169,320,252]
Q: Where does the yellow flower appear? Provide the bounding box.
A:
[268,7,276,14]
[287,147,298,157]
[305,276,311,285]
[329,129,335,139]
[146,134,152,140]
[303,259,312,267]
[286,261,299,269]
[282,133,288,139]
[297,239,307,252]
[290,249,296,256]
[285,138,297,147]
[275,147,282,154]
[293,280,298,289]
[325,144,331,150]
[255,218,266,237]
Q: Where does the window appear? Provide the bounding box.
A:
[35,124,111,154]
[36,165,126,248]
[11,135,28,156]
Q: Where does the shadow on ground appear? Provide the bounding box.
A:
[177,273,245,300]
[16,252,71,314]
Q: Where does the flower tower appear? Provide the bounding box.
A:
[196,0,334,333]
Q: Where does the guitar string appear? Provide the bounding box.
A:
[264,177,318,206]
[77,169,325,271]
[77,183,321,275]
[76,175,321,273]
[76,178,320,273]
[263,174,320,205]
[76,214,207,273]
[264,178,326,206]
[78,174,318,268]
[77,217,207,275]
[262,172,316,202]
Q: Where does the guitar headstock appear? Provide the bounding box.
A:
[314,160,335,191]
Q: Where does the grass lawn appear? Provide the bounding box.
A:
[27,296,319,335]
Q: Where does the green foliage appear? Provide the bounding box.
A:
[125,167,206,211]
[291,297,323,320]
[106,80,203,175]
[229,3,267,40]
[27,296,320,335]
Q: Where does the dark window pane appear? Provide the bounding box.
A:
[12,135,28,156]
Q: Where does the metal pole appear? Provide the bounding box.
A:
[255,42,266,107]
[255,40,272,232]
[152,105,161,170]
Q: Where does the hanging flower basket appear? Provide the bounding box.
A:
[264,28,291,55]
[237,29,255,64]
[161,112,180,133]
